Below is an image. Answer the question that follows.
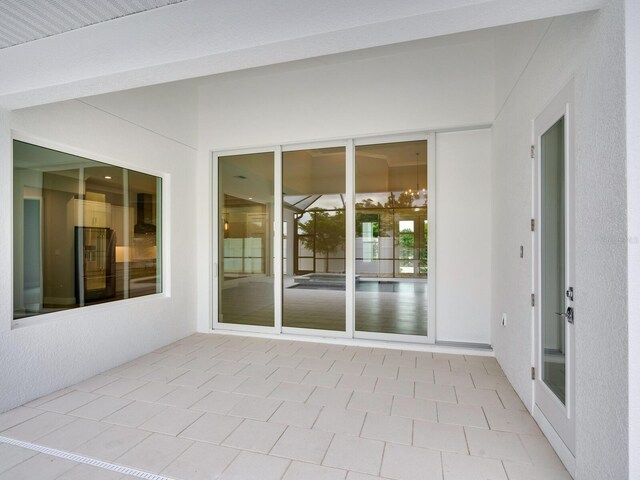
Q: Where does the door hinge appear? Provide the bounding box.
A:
[531,293,535,307]
[530,145,535,159]
[530,219,535,232]
[531,367,536,380]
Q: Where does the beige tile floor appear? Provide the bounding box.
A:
[0,333,571,480]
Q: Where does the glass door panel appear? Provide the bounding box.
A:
[283,147,346,331]
[218,152,275,327]
[355,140,428,336]
[541,117,566,404]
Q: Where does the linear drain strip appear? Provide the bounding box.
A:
[0,435,175,480]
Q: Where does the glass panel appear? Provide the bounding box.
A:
[81,165,122,303]
[541,117,566,404]
[13,140,162,319]
[355,140,428,335]
[219,152,275,327]
[128,171,161,297]
[283,147,346,331]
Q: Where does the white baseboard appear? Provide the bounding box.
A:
[207,328,495,356]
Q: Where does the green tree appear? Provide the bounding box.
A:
[398,228,415,270]
[420,221,428,275]
[297,209,345,272]
[355,212,380,237]
[399,223,428,275]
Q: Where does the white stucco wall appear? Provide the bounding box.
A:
[0,98,198,413]
[196,36,495,344]
[492,11,592,416]
[81,82,199,149]
[435,129,492,344]
[573,2,627,477]
[492,4,628,478]
[626,1,640,477]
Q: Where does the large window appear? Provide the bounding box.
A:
[13,140,162,319]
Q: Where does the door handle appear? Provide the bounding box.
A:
[555,307,574,324]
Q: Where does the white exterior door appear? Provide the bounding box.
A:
[533,81,576,463]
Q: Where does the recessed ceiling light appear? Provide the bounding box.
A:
[104,176,112,179]
[248,197,253,200]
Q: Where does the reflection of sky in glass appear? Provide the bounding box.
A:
[399,220,414,232]
[284,194,345,211]
[285,195,311,206]
[284,195,319,211]
[356,191,427,208]
[307,194,344,210]
[297,213,313,234]
[355,192,391,207]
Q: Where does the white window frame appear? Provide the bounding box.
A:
[11,131,170,330]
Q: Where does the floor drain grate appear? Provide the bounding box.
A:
[0,435,175,480]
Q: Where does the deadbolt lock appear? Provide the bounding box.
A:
[566,287,574,301]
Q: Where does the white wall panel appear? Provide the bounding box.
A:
[0,98,197,413]
[627,0,640,476]
[435,129,492,344]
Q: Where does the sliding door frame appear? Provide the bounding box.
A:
[280,140,351,339]
[353,132,436,344]
[211,132,436,344]
[212,146,279,335]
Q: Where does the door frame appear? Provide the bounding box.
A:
[532,80,576,472]
[211,131,436,344]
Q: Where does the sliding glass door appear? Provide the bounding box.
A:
[355,141,429,337]
[282,147,346,332]
[214,135,433,341]
[218,152,275,327]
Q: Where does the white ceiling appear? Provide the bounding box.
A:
[0,0,186,50]
[0,0,605,110]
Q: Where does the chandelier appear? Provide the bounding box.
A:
[405,152,426,199]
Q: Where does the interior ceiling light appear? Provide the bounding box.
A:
[104,176,112,179]
[405,153,421,198]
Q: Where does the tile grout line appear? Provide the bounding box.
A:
[267,424,291,457]
[359,412,368,437]
[0,435,176,480]
[462,426,471,455]
[501,458,512,480]
[0,409,46,435]
[481,405,491,431]
[218,417,246,446]
[379,441,388,477]
[24,388,71,409]
[309,404,323,430]
[33,414,109,454]
[318,431,335,467]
